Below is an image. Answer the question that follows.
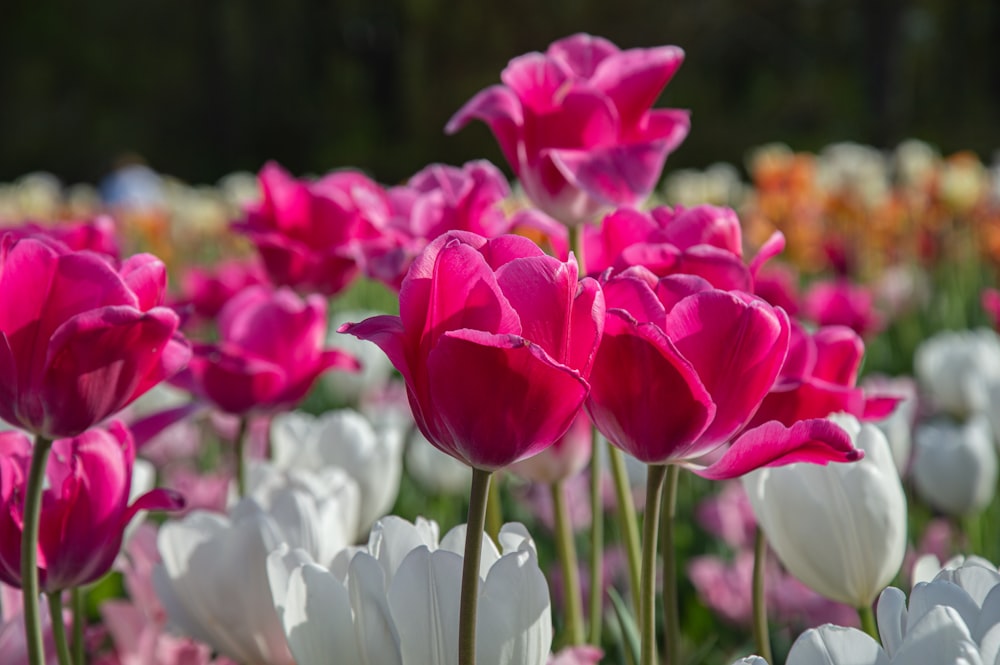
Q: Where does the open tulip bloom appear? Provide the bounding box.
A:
[446,33,690,226]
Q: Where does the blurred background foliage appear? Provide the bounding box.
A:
[2,0,999,185]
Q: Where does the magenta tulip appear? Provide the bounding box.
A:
[0,234,190,439]
[3,216,120,260]
[185,285,358,414]
[0,422,183,592]
[233,161,391,296]
[582,205,784,286]
[747,321,899,429]
[802,277,884,337]
[363,160,514,290]
[586,268,858,477]
[342,231,605,470]
[446,33,689,226]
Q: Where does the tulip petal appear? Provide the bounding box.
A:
[424,330,589,469]
[477,544,552,664]
[445,85,523,171]
[348,553,403,665]
[586,312,713,463]
[877,586,908,659]
[283,564,363,665]
[549,140,674,209]
[694,418,859,480]
[669,292,789,446]
[118,254,168,312]
[785,625,889,665]
[892,605,982,665]
[589,45,685,131]
[387,547,463,665]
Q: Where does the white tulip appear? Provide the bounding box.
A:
[784,608,982,665]
[268,516,552,665]
[879,556,1000,663]
[911,417,998,516]
[914,328,1000,419]
[270,409,403,532]
[156,468,361,664]
[405,429,472,496]
[324,309,396,404]
[744,414,907,607]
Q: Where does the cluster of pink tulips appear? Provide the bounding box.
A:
[1,32,965,665]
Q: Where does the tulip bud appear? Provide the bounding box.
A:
[911,416,998,516]
[744,414,906,607]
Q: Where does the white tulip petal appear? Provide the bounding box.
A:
[267,545,315,614]
[892,605,982,665]
[785,624,889,665]
[476,544,551,665]
[441,524,501,577]
[348,553,403,665]
[731,658,770,665]
[907,581,980,639]
[975,584,1000,644]
[387,547,463,665]
[497,522,536,556]
[283,563,362,665]
[370,516,441,582]
[877,586,907,659]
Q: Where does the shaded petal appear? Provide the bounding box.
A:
[424,330,589,470]
[477,545,552,665]
[590,45,685,131]
[283,563,363,665]
[785,625,889,665]
[586,312,713,464]
[387,547,463,665]
[445,85,523,172]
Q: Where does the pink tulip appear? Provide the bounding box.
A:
[0,585,60,665]
[363,160,514,290]
[586,268,858,477]
[184,285,358,414]
[342,230,605,470]
[582,205,784,286]
[747,321,899,430]
[176,257,268,322]
[548,646,604,665]
[447,33,689,226]
[983,288,1000,330]
[2,216,120,260]
[0,423,183,592]
[0,234,190,439]
[802,277,884,337]
[753,262,801,316]
[233,162,391,296]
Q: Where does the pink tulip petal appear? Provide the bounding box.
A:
[118,254,168,312]
[501,52,574,113]
[130,402,206,450]
[691,418,860,480]
[445,85,523,171]
[496,255,578,364]
[41,307,183,437]
[124,488,186,523]
[602,272,667,325]
[653,205,742,255]
[339,315,413,386]
[586,312,714,463]
[749,231,786,279]
[674,246,753,291]
[811,326,865,385]
[424,329,589,470]
[590,45,685,131]
[547,33,619,78]
[654,275,714,312]
[549,140,675,209]
[669,292,789,446]
[751,381,868,428]
[186,345,286,415]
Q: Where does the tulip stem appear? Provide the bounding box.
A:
[234,417,248,498]
[752,528,773,665]
[640,464,669,665]
[859,603,879,642]
[551,479,586,645]
[459,468,492,665]
[486,473,502,545]
[608,443,642,617]
[71,587,85,665]
[22,435,53,665]
[658,464,681,665]
[588,436,605,646]
[47,592,73,665]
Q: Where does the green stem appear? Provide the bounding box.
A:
[752,528,773,665]
[588,435,604,646]
[234,417,249,498]
[551,480,585,645]
[658,465,680,665]
[568,223,587,273]
[640,464,669,665]
[71,587,85,665]
[459,468,492,665]
[859,603,879,642]
[47,592,72,665]
[22,435,53,665]
[608,443,642,617]
[486,472,502,545]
